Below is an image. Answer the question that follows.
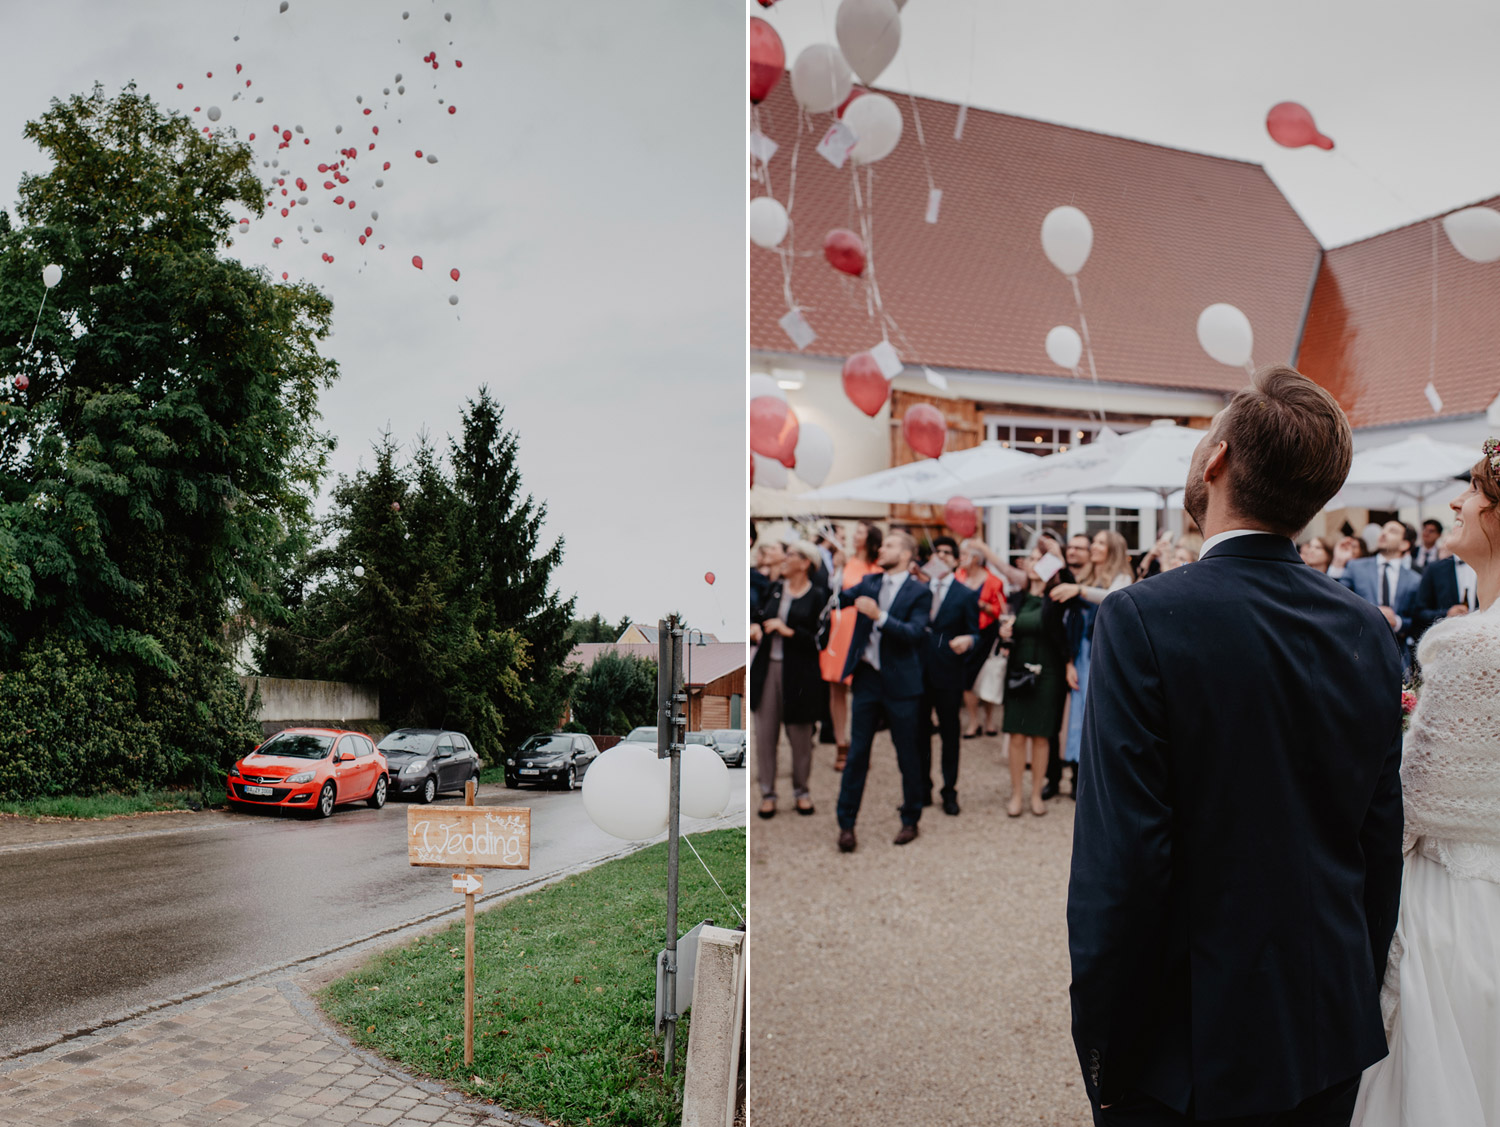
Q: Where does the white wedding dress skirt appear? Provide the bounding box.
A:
[1354,849,1500,1126]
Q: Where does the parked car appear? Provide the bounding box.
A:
[711,728,746,767]
[227,728,389,818]
[621,725,658,747]
[505,732,600,790]
[378,729,482,803]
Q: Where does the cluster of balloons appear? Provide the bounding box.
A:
[581,742,730,841]
[749,373,835,489]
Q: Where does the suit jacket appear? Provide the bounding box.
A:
[839,571,931,699]
[1067,534,1404,1120]
[922,577,980,690]
[1413,555,1462,638]
[1335,555,1422,639]
[749,580,830,725]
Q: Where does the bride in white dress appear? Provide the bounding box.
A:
[1355,444,1500,1127]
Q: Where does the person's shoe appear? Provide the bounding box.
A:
[893,824,919,845]
[942,795,960,816]
[833,745,848,771]
[1031,797,1048,817]
[962,729,980,739]
[796,798,815,816]
[1006,796,1023,818]
[921,792,933,808]
[837,828,857,853]
[1040,780,1059,801]
[757,799,776,819]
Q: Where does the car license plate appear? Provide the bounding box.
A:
[520,769,540,776]
[244,785,273,795]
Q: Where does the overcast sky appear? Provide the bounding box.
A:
[1,0,743,638]
[757,0,1500,248]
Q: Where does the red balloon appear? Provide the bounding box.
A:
[450,268,460,281]
[15,374,29,391]
[412,256,423,269]
[749,18,785,105]
[836,87,866,118]
[750,395,799,468]
[902,403,947,459]
[944,497,978,540]
[824,228,867,276]
[842,352,889,417]
[704,572,716,586]
[1266,102,1333,150]
[757,0,776,6]
[391,501,401,512]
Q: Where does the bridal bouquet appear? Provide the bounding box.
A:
[1401,686,1418,731]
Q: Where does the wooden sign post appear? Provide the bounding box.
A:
[407,782,530,1064]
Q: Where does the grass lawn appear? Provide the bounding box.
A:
[319,827,745,1127]
[0,787,224,819]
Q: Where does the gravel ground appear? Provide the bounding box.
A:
[749,731,1092,1126]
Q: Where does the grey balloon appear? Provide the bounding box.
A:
[206,106,221,122]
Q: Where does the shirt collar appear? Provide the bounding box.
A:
[1199,528,1270,557]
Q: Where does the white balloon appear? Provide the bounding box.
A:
[793,422,835,488]
[41,264,62,289]
[749,373,785,402]
[582,744,668,841]
[749,197,789,250]
[790,44,854,115]
[1442,207,1500,264]
[237,220,250,234]
[843,93,903,165]
[353,565,365,578]
[752,452,788,490]
[1045,325,1083,371]
[1041,206,1093,277]
[449,295,459,306]
[835,0,901,86]
[1196,303,1254,367]
[206,106,221,122]
[680,744,731,819]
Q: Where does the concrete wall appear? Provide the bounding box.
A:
[682,926,746,1127]
[240,677,380,724]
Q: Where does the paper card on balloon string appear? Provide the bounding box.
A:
[924,366,949,391]
[1033,553,1064,583]
[925,187,943,225]
[953,105,968,141]
[779,308,817,351]
[749,130,779,165]
[817,121,858,169]
[1425,382,1444,413]
[870,340,903,379]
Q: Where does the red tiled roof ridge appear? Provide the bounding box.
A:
[1325,191,1500,252]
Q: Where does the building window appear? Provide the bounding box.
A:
[1085,506,1141,551]
[1008,504,1070,566]
[984,416,1098,455]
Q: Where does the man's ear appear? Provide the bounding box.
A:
[1201,440,1229,483]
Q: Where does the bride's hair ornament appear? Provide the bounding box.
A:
[1485,437,1500,474]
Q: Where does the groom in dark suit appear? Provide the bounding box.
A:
[1068,366,1405,1125]
[835,528,931,852]
[919,536,981,815]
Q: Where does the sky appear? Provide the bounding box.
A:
[0,0,744,639]
[756,0,1500,248]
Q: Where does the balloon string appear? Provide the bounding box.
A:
[1335,149,1420,217]
[680,832,744,925]
[900,57,937,195]
[1429,218,1439,399]
[1068,275,1107,425]
[25,289,49,352]
[862,166,888,337]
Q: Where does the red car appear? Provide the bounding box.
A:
[227,728,389,818]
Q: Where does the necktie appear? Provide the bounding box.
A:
[930,576,947,618]
[1380,563,1391,607]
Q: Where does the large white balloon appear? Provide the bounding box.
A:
[792,421,835,488]
[843,93,903,165]
[41,264,62,289]
[835,0,901,86]
[1041,206,1093,277]
[790,44,854,115]
[680,744,731,819]
[749,373,785,402]
[582,744,668,841]
[1442,207,1500,264]
[206,106,222,122]
[752,452,788,490]
[1045,325,1083,371]
[1197,303,1254,367]
[749,197,789,250]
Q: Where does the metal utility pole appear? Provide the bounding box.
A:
[656,615,686,1074]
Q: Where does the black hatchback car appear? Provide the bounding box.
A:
[377,729,481,803]
[505,732,600,790]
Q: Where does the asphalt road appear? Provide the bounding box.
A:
[0,773,746,1058]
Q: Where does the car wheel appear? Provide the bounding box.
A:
[505,773,519,789]
[367,775,388,809]
[314,782,336,819]
[419,776,437,804]
[564,764,577,791]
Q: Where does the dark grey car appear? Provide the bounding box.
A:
[378,729,482,803]
[505,732,600,790]
[711,728,746,767]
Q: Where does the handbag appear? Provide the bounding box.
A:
[1005,663,1042,695]
[814,586,840,651]
[975,640,1008,705]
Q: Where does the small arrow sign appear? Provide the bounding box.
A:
[452,873,482,896]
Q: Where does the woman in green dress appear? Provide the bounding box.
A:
[1000,545,1075,816]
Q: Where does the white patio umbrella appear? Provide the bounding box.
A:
[799,442,1038,505]
[963,419,1206,509]
[1325,434,1480,516]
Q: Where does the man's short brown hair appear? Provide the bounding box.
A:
[1217,365,1352,537]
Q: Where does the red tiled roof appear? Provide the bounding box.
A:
[750,84,1323,394]
[567,642,745,686]
[1298,201,1500,428]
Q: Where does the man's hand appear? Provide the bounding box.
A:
[749,623,763,644]
[998,619,1015,642]
[854,595,881,619]
[949,635,974,655]
[1333,538,1358,567]
[1066,662,1080,691]
[1050,583,1081,602]
[1379,606,1400,631]
[1448,604,1470,618]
